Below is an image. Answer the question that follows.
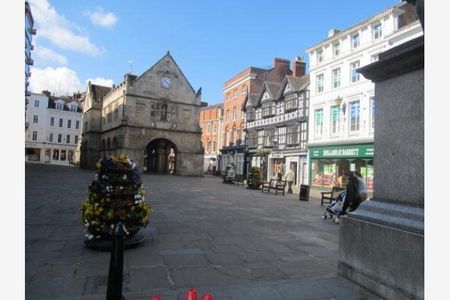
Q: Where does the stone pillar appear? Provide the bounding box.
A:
[338,36,424,299]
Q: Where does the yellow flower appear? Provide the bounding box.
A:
[96,162,101,169]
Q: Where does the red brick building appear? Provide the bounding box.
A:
[220,58,293,175]
[199,103,223,174]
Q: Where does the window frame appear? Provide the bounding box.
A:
[352,33,360,48]
[349,100,361,133]
[332,68,341,89]
[316,74,324,93]
[314,109,324,137]
[373,23,382,40]
[350,60,360,83]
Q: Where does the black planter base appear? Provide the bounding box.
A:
[84,233,145,251]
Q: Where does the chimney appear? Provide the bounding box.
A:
[272,57,290,70]
[42,90,51,97]
[328,28,341,38]
[292,56,306,77]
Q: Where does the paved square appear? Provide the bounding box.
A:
[26,164,380,299]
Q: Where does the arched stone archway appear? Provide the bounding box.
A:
[144,138,177,175]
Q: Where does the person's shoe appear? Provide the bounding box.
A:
[334,217,340,224]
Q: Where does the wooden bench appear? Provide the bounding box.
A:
[261,179,276,193]
[320,186,345,206]
[261,179,287,196]
[274,180,287,196]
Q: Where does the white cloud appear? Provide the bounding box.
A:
[85,7,118,28]
[29,0,101,56]
[86,77,114,87]
[34,45,68,65]
[30,66,83,96]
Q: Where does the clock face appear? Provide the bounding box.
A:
[161,76,172,89]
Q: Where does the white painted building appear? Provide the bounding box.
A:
[25,92,83,165]
[306,2,423,190]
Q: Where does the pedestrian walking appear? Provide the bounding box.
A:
[284,168,295,194]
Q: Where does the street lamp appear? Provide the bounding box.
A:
[273,138,278,149]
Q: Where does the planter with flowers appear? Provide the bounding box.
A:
[81,154,152,250]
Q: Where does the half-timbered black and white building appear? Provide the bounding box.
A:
[243,74,310,192]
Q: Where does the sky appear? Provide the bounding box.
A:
[29,0,402,104]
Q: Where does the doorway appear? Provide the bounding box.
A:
[144,139,177,174]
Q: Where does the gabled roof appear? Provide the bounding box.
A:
[135,51,197,95]
[89,83,112,103]
[255,82,281,107]
[276,75,310,99]
[242,93,259,111]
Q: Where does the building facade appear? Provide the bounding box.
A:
[25,91,83,165]
[306,2,423,190]
[79,52,204,176]
[200,103,223,174]
[25,1,36,130]
[220,58,292,176]
[244,57,310,191]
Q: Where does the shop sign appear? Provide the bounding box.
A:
[25,142,38,147]
[271,152,284,158]
[309,144,374,159]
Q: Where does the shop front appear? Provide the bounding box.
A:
[309,144,374,190]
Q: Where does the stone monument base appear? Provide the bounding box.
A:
[85,233,146,251]
[338,200,423,299]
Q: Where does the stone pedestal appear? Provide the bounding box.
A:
[338,36,424,299]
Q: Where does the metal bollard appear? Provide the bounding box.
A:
[106,221,127,300]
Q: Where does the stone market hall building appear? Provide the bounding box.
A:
[79,52,204,176]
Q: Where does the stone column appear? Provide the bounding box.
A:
[338,36,424,299]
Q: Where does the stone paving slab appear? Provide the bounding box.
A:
[25,164,381,300]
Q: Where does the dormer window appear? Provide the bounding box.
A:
[69,105,77,112]
[56,102,64,110]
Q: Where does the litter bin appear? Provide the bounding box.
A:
[299,184,310,201]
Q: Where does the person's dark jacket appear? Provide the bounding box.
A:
[346,175,361,211]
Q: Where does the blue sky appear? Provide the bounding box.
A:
[29,0,400,104]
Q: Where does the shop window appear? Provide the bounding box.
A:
[314,109,323,137]
[61,150,67,161]
[68,150,74,162]
[350,101,360,132]
[53,149,59,160]
[331,105,340,135]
